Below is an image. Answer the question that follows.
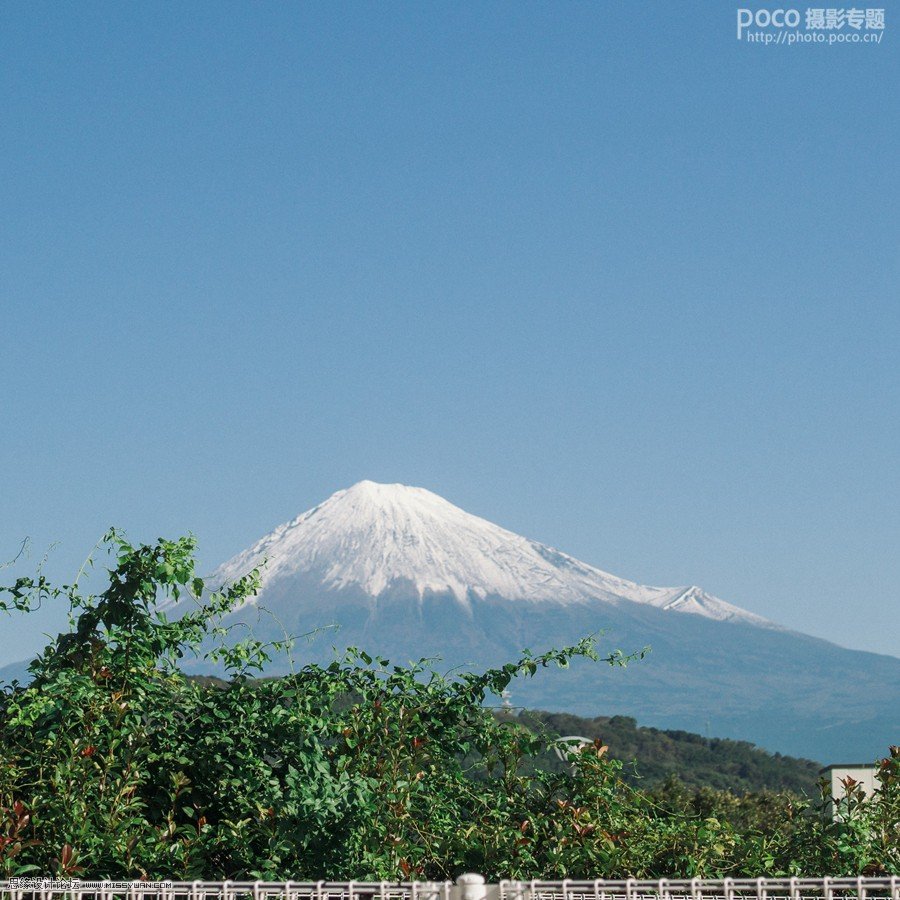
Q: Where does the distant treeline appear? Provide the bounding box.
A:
[516,711,822,795]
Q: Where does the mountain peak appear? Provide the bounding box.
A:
[337,480,451,510]
[212,482,773,628]
[352,480,413,490]
[344,479,418,496]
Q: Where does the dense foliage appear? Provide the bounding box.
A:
[517,711,822,794]
[0,533,897,879]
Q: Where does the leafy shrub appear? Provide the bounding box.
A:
[0,532,897,878]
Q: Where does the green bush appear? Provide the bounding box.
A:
[0,532,897,879]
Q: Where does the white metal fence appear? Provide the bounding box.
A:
[0,877,898,900]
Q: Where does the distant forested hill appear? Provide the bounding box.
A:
[516,710,823,795]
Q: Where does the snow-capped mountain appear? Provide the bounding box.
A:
[196,481,898,763]
[213,480,770,626]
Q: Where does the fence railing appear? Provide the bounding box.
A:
[0,878,898,900]
[2,877,900,900]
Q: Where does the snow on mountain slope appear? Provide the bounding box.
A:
[211,481,774,628]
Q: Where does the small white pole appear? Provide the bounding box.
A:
[457,874,488,900]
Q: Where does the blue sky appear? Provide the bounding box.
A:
[2,1,898,664]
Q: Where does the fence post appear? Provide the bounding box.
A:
[457,873,488,900]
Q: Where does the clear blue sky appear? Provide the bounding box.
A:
[2,1,898,665]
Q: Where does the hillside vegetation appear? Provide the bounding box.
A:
[517,711,822,795]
